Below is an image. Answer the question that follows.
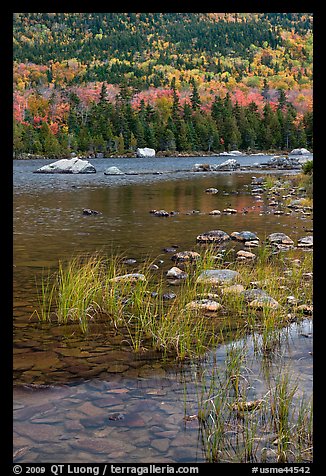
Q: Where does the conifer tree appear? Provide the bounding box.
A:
[190,78,201,111]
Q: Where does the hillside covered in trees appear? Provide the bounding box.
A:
[13,12,313,157]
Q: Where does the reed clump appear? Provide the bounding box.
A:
[33,241,312,360]
[192,338,313,463]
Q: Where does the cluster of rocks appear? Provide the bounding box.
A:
[195,228,312,252]
[249,176,313,219]
[149,207,248,217]
[34,153,157,175]
[149,209,179,217]
[193,159,240,172]
[260,156,311,170]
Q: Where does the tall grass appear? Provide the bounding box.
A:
[33,271,56,322]
[33,240,312,360]
[192,342,313,463]
[55,255,104,332]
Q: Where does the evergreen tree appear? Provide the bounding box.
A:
[190,78,201,111]
[261,78,270,102]
[117,133,125,154]
[163,128,176,151]
[277,88,287,110]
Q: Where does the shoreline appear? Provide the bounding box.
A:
[13,150,310,161]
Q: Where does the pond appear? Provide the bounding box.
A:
[13,156,313,463]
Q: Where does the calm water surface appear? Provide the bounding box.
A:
[13,157,313,462]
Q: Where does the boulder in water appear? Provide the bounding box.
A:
[34,158,96,174]
[104,166,124,175]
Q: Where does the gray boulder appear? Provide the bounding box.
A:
[297,236,313,248]
[241,288,280,309]
[136,147,156,158]
[289,148,311,155]
[186,299,222,312]
[166,267,188,279]
[171,251,201,263]
[267,233,294,247]
[215,159,240,171]
[193,163,213,172]
[231,231,260,242]
[197,230,230,244]
[263,156,301,169]
[104,166,124,175]
[34,158,96,174]
[196,269,240,285]
[110,273,146,283]
[249,296,280,309]
[241,289,269,302]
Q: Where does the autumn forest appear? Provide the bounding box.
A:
[13,13,313,157]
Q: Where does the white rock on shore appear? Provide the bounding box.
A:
[136,147,156,158]
[219,150,242,156]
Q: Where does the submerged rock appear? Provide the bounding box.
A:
[244,240,260,247]
[231,399,263,412]
[267,233,294,247]
[171,251,200,263]
[162,292,177,301]
[163,247,178,253]
[221,284,245,295]
[251,177,266,186]
[196,230,230,244]
[34,158,96,174]
[296,304,313,314]
[241,288,270,302]
[153,210,170,217]
[297,236,313,248]
[287,199,307,209]
[82,208,100,216]
[122,258,137,265]
[209,209,222,215]
[241,289,280,309]
[110,273,146,283]
[248,296,280,309]
[196,269,240,285]
[186,299,222,312]
[166,266,188,280]
[236,250,256,261]
[223,208,238,214]
[231,231,260,242]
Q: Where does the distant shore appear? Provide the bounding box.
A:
[13,149,305,161]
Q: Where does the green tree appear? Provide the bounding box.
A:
[190,78,201,111]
